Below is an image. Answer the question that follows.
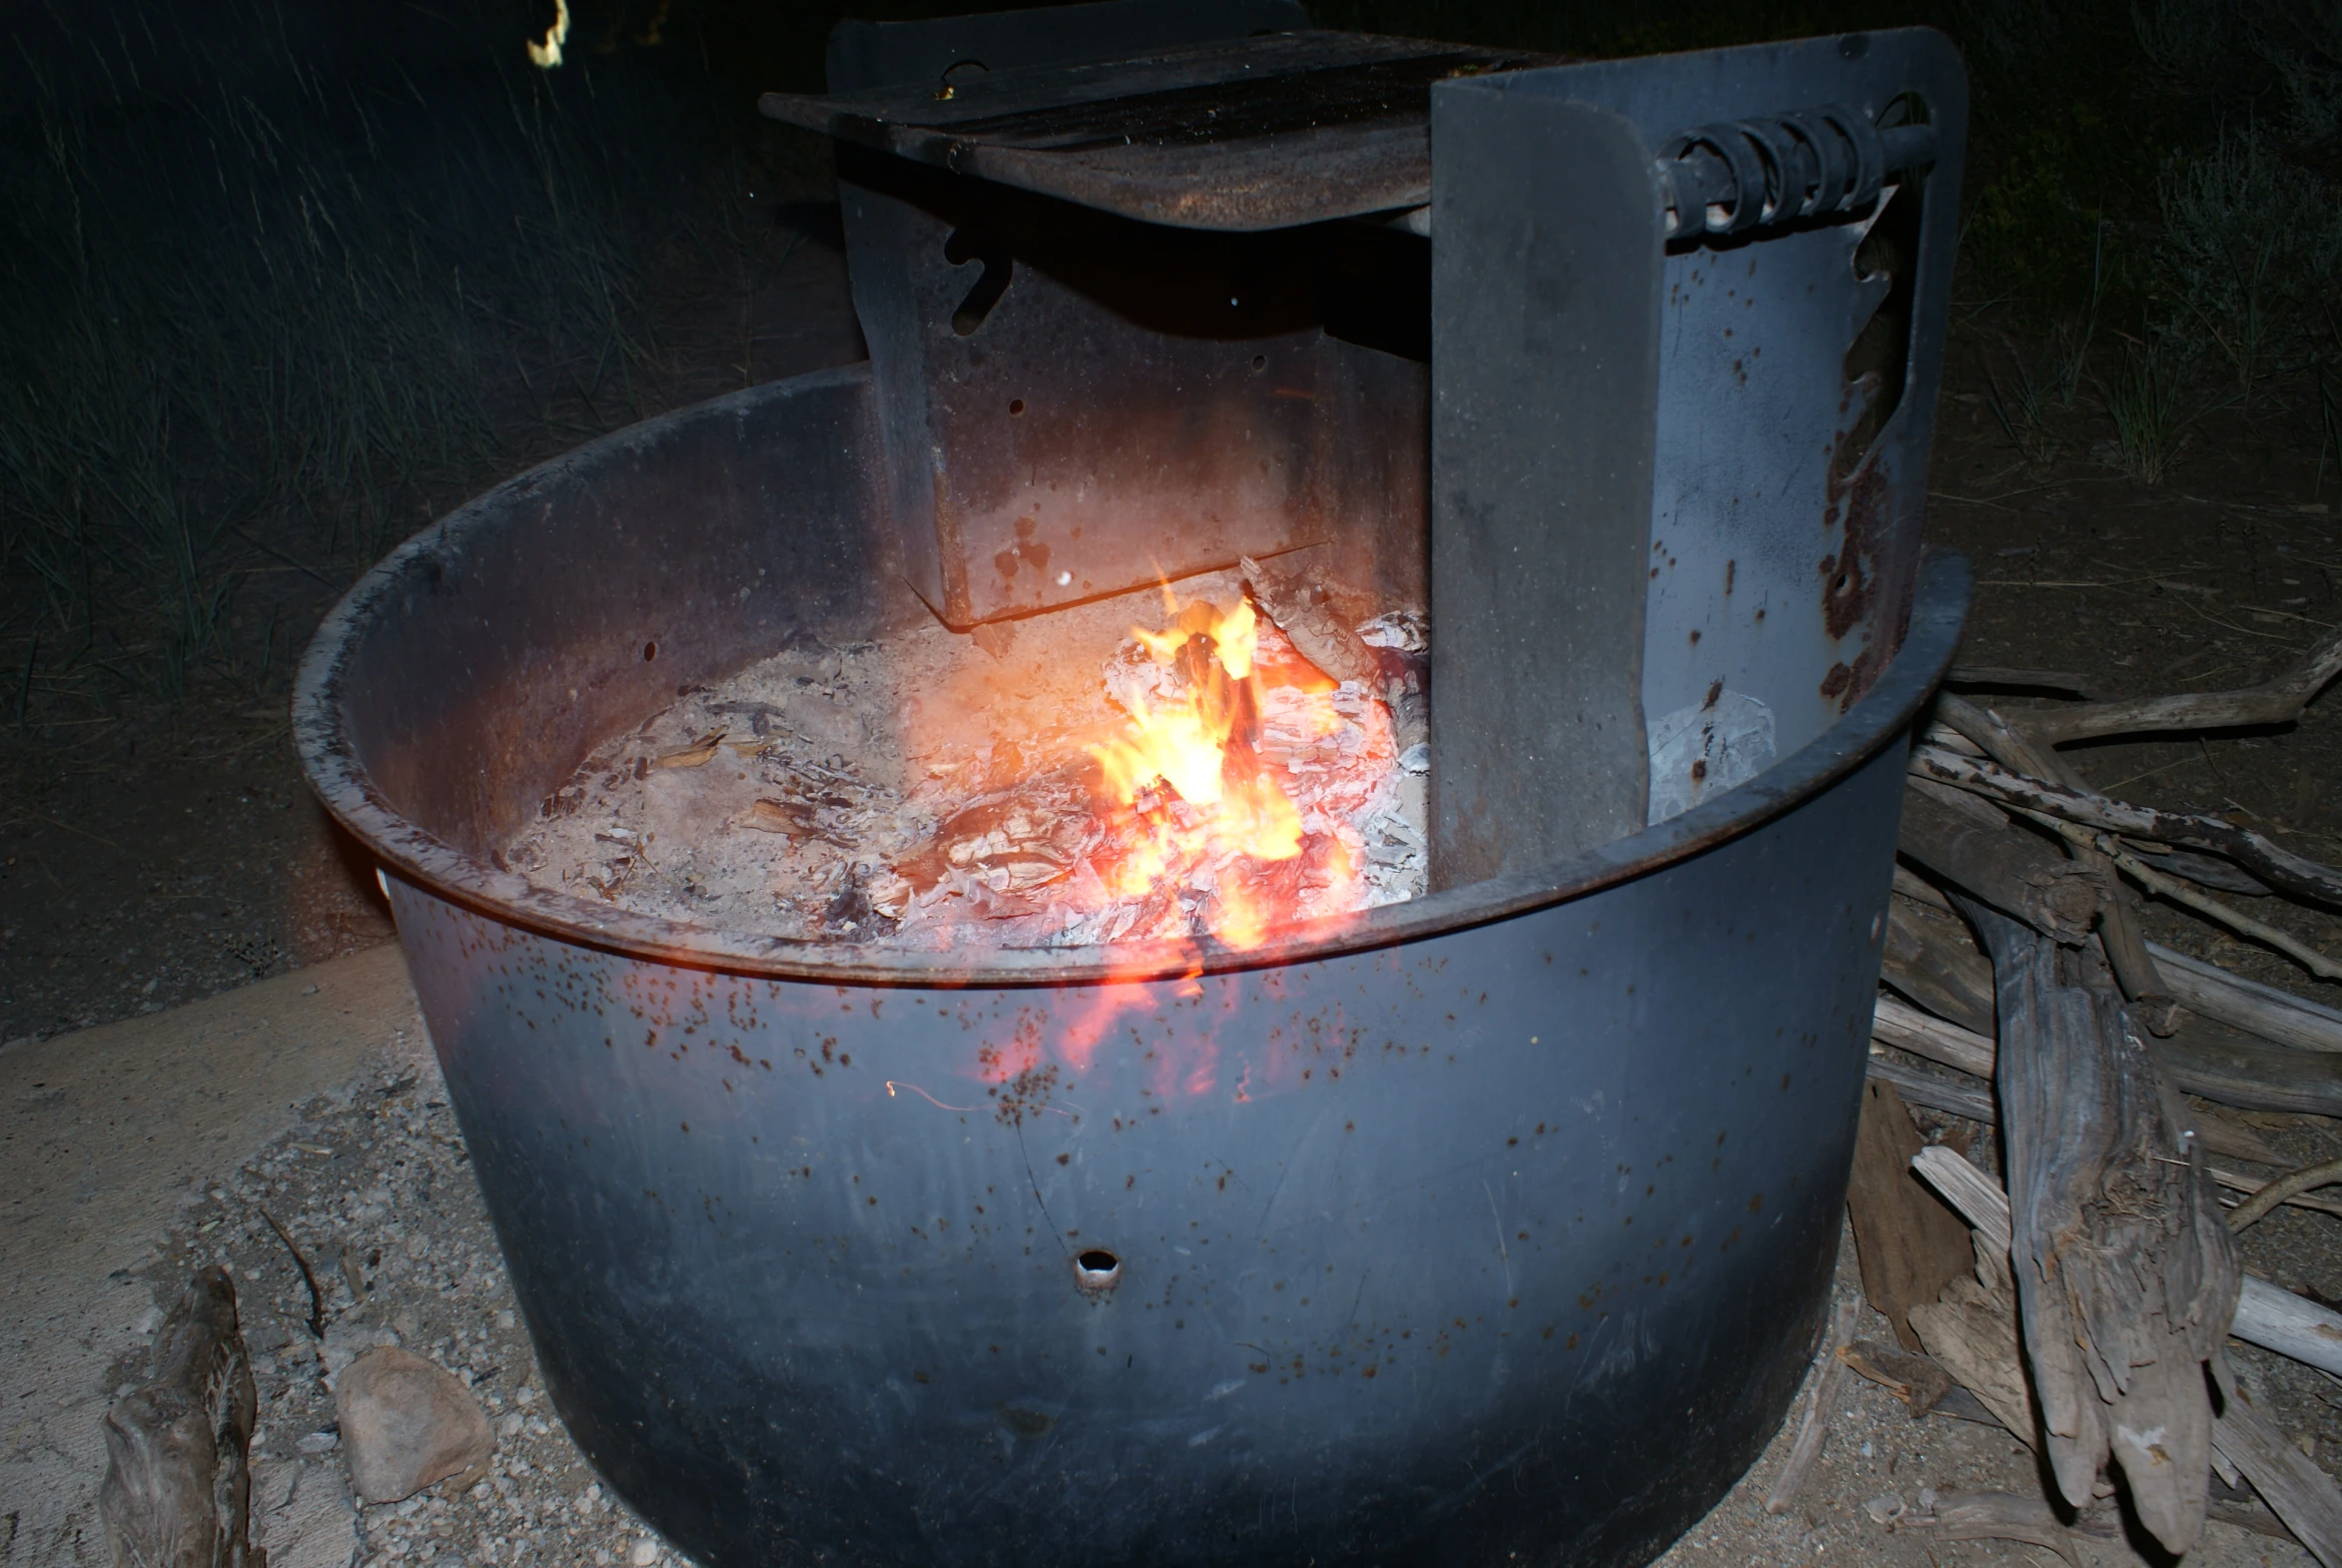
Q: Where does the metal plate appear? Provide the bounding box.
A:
[764,30,1553,232]
[1426,92,1665,887]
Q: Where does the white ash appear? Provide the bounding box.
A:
[506,570,1428,948]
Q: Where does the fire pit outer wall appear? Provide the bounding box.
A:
[296,22,1970,1568]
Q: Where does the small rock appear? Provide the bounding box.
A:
[1863,1492,1906,1525]
[630,1537,661,1565]
[336,1346,493,1503]
[298,1428,341,1454]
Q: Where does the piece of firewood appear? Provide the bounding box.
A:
[1931,694,2181,1030]
[1968,902,2238,1553]
[1847,1080,1976,1350]
[2149,942,2342,1055]
[1915,744,2342,912]
[1762,1291,1860,1515]
[1874,993,1995,1077]
[2212,1387,2342,1567]
[2022,623,2342,747]
[100,1265,261,1568]
[1916,1146,2342,1381]
[1899,788,2104,944]
[1913,1146,2342,1560]
[1238,554,1377,687]
[1873,993,2305,1157]
[1883,891,1996,1035]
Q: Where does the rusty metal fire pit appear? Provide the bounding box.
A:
[297,10,1967,1565]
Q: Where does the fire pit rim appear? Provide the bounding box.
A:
[293,372,1967,989]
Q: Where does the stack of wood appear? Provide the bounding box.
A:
[1809,627,2342,1561]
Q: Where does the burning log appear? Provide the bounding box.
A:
[100,1266,261,1568]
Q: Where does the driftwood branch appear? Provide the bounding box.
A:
[1932,695,2179,1024]
[2024,623,2342,746]
[1913,1150,2342,1404]
[1877,920,2342,1121]
[1762,1291,1860,1515]
[100,1265,261,1568]
[1916,744,2342,913]
[1967,902,2238,1552]
[2149,942,2342,1054]
[2227,1156,2342,1231]
[2211,1389,2342,1568]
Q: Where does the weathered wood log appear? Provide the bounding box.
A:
[1874,985,2336,1139]
[1846,1080,1976,1350]
[1761,1291,1859,1516]
[1915,1147,2342,1381]
[100,1265,261,1568]
[1899,787,2104,944]
[1915,744,2342,912]
[2211,1386,2342,1567]
[1883,891,1996,1035]
[2159,1016,2342,1118]
[1967,902,2238,1553]
[2023,623,2342,747]
[2150,942,2342,1055]
[1931,695,2180,1029]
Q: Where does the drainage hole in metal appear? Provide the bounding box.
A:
[1074,1248,1122,1287]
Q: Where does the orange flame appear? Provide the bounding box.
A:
[1085,591,1326,950]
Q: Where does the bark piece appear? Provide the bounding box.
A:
[1840,1338,1952,1409]
[1847,1080,1975,1349]
[1975,905,2238,1553]
[100,1265,261,1568]
[335,1346,493,1505]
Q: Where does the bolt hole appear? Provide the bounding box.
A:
[642,640,658,661]
[1249,355,1267,372]
[1009,398,1025,415]
[1073,1248,1122,1290]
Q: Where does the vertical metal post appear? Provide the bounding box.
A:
[1428,86,1665,887]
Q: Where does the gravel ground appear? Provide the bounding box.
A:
[130,1062,690,1568]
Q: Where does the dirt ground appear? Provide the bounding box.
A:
[7,212,2342,1563]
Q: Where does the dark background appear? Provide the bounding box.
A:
[3,0,2339,1044]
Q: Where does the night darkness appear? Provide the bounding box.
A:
[3,2,2338,1078]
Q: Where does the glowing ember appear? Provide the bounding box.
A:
[504,565,1427,954]
[1082,589,1369,950]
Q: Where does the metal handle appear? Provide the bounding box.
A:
[1657,105,1935,238]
